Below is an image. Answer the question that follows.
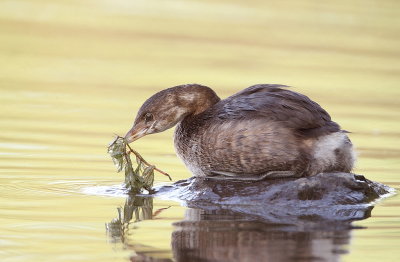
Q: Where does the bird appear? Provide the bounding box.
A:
[124,84,356,180]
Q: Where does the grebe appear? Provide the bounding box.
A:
[125,84,355,180]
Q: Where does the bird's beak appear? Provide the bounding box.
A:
[124,123,148,143]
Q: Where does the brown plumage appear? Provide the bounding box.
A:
[125,84,355,180]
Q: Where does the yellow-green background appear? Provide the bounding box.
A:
[0,0,399,261]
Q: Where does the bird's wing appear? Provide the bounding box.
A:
[217,84,340,135]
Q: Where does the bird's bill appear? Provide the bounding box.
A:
[124,123,148,143]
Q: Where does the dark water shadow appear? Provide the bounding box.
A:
[106,172,393,262]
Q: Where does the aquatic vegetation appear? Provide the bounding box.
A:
[106,196,154,244]
[107,136,171,194]
[106,195,170,245]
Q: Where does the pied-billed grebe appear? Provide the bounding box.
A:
[125,84,356,180]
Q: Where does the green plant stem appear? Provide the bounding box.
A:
[125,142,172,181]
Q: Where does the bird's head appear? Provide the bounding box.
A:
[124,84,220,143]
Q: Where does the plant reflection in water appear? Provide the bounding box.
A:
[106,195,172,262]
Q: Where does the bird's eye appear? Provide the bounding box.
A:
[144,113,154,123]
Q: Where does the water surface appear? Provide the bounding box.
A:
[1,0,399,261]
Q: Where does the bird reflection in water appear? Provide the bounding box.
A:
[172,208,354,262]
[106,194,368,262]
[166,174,380,262]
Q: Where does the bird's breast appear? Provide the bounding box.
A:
[174,117,302,176]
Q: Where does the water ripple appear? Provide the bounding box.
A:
[81,184,128,197]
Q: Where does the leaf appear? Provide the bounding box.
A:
[142,165,155,188]
[107,135,170,194]
[124,161,134,186]
[108,136,126,172]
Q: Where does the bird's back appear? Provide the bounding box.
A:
[174,85,352,178]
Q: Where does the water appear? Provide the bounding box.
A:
[1,0,399,261]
